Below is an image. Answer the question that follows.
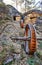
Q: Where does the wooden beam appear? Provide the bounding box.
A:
[10,37,42,41]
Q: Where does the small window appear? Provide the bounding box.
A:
[13,16,16,21]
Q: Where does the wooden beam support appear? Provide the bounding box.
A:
[10,37,42,41]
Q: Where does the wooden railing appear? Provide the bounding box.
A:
[10,36,42,41]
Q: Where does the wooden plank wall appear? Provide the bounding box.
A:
[24,12,42,25]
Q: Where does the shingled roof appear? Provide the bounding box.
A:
[7,5,22,16]
[24,9,42,16]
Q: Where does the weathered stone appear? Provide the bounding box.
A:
[37,49,42,60]
[13,54,21,60]
[13,43,21,53]
[0,46,3,52]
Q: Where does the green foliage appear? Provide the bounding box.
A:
[0,2,5,7]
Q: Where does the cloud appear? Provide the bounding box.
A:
[3,0,13,5]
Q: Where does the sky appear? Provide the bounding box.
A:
[3,0,14,5]
[3,0,41,13]
[3,0,41,4]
